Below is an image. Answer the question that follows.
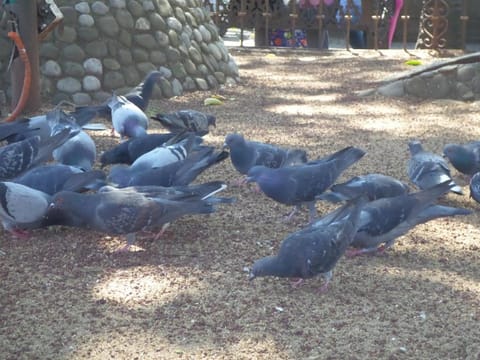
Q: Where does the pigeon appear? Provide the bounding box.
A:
[13,164,106,195]
[108,94,149,139]
[0,128,74,180]
[100,132,181,166]
[443,141,480,177]
[407,140,463,195]
[469,172,480,204]
[317,173,410,203]
[46,181,231,251]
[151,110,216,136]
[249,195,367,293]
[70,71,163,123]
[223,133,308,179]
[114,146,230,187]
[52,130,96,171]
[246,146,366,221]
[0,181,52,237]
[0,107,95,144]
[347,181,472,256]
[107,134,201,187]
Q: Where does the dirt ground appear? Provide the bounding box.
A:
[1,48,479,360]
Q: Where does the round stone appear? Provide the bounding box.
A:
[174,7,186,24]
[78,14,95,27]
[119,29,132,47]
[134,34,157,49]
[63,44,86,61]
[127,0,144,17]
[132,48,149,62]
[74,2,90,13]
[149,13,167,31]
[185,12,197,27]
[103,58,121,71]
[167,17,183,32]
[92,1,109,15]
[59,6,77,25]
[183,77,196,91]
[85,41,108,57]
[143,1,155,11]
[189,46,203,64]
[63,62,85,77]
[168,29,180,47]
[97,16,120,37]
[39,42,60,59]
[208,43,222,61]
[156,0,173,17]
[195,77,208,90]
[122,65,141,86]
[104,71,126,90]
[55,26,77,43]
[135,18,151,30]
[77,27,99,41]
[57,77,82,93]
[83,75,102,91]
[72,92,92,105]
[159,66,172,79]
[118,49,133,65]
[109,0,126,8]
[41,60,62,77]
[150,51,167,65]
[116,9,134,29]
[159,78,174,97]
[136,62,157,76]
[155,31,169,47]
[83,58,103,75]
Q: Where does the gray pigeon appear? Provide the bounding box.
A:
[100,132,180,166]
[151,109,216,136]
[443,141,480,177]
[407,140,463,195]
[249,195,367,293]
[469,172,480,204]
[347,181,472,256]
[53,130,96,171]
[113,147,230,187]
[246,146,366,221]
[317,173,410,203]
[46,181,231,251]
[0,128,73,180]
[0,181,52,237]
[223,133,308,179]
[108,94,149,139]
[107,134,201,187]
[14,164,106,195]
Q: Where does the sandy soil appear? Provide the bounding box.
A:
[1,48,479,360]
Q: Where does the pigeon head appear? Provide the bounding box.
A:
[207,115,216,128]
[107,165,131,187]
[443,144,475,174]
[408,140,424,155]
[224,133,245,149]
[249,255,295,280]
[246,166,270,183]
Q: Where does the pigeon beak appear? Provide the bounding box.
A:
[248,272,256,281]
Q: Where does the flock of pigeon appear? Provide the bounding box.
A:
[1,70,479,292]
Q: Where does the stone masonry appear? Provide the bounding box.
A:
[0,0,240,106]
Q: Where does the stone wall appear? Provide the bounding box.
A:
[0,0,239,106]
[361,52,480,101]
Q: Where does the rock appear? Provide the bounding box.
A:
[171,63,187,79]
[83,58,103,76]
[39,43,60,59]
[132,48,149,62]
[143,1,155,11]
[155,31,170,47]
[118,49,133,65]
[91,1,109,15]
[185,12,198,27]
[150,51,167,65]
[78,14,95,27]
[155,0,173,17]
[104,71,126,90]
[171,78,183,96]
[149,13,168,31]
[57,77,82,93]
[167,17,183,32]
[168,29,180,47]
[74,2,90,14]
[85,41,108,57]
[456,83,474,101]
[198,25,211,42]
[72,92,92,105]
[63,44,86,61]
[109,0,126,8]
[119,29,132,47]
[214,71,225,83]
[52,92,71,105]
[77,27,99,41]
[127,0,144,17]
[55,26,77,43]
[166,47,181,62]
[83,76,102,91]
[64,62,85,77]
[184,59,198,76]
[457,64,476,83]
[159,77,174,97]
[208,43,222,61]
[92,91,112,102]
[189,46,203,64]
[136,62,157,76]
[59,6,77,25]
[174,7,186,24]
[183,76,196,91]
[103,58,121,71]
[123,65,141,86]
[116,9,134,29]
[41,60,62,77]
[135,17,151,30]
[195,78,209,90]
[97,16,120,37]
[134,34,157,49]
[428,73,450,99]
[377,80,405,97]
[159,66,173,78]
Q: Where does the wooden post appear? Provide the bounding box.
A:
[9,1,41,113]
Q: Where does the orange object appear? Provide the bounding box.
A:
[5,30,31,122]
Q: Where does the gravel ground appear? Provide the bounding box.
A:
[1,48,479,359]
